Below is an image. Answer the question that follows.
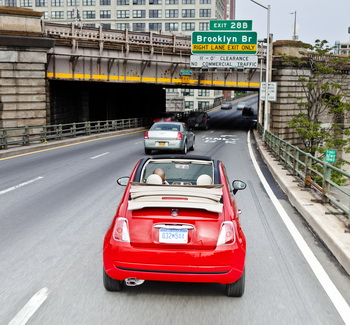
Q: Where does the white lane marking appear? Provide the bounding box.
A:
[9,287,49,325]
[247,131,350,325]
[90,152,110,160]
[135,141,143,145]
[0,177,44,196]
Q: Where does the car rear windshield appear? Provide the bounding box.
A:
[151,123,180,131]
[141,159,214,185]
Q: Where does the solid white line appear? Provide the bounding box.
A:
[9,287,49,325]
[0,177,44,196]
[247,131,350,325]
[90,152,110,160]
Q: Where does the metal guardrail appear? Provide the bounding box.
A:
[0,117,151,150]
[257,124,350,226]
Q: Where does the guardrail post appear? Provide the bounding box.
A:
[58,124,62,140]
[41,126,47,143]
[0,130,7,149]
[72,123,76,137]
[85,121,91,135]
[304,153,312,187]
[322,163,331,204]
[97,121,100,133]
[293,149,299,176]
[23,127,29,146]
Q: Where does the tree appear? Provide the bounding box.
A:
[282,40,350,163]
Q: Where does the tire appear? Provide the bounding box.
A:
[144,148,152,155]
[181,141,188,154]
[103,269,124,292]
[226,269,245,297]
[190,139,195,151]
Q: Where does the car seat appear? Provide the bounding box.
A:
[196,174,213,185]
[146,174,163,184]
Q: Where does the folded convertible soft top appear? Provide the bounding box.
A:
[128,182,223,213]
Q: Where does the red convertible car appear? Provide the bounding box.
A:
[103,155,247,296]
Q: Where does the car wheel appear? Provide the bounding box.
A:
[226,269,245,297]
[181,141,188,154]
[144,148,152,155]
[190,138,195,151]
[103,269,124,292]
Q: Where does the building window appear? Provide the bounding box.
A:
[83,0,95,5]
[83,10,96,19]
[83,23,95,27]
[182,22,195,31]
[117,10,129,18]
[149,0,161,3]
[133,10,146,18]
[200,0,210,3]
[4,0,17,5]
[198,89,210,96]
[67,0,78,5]
[133,0,144,4]
[198,101,209,110]
[51,0,63,5]
[101,23,111,29]
[199,22,209,30]
[116,23,129,30]
[149,23,162,31]
[165,9,178,18]
[182,0,194,3]
[165,22,178,31]
[51,11,64,18]
[185,101,194,110]
[199,9,210,17]
[100,0,110,3]
[100,10,111,18]
[182,9,195,18]
[181,89,194,96]
[133,23,146,31]
[117,0,129,3]
[35,0,47,5]
[20,0,32,6]
[149,10,161,18]
[165,0,178,3]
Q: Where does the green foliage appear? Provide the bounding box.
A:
[283,40,350,185]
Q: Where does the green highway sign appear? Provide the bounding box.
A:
[325,149,337,163]
[210,20,253,31]
[191,31,257,54]
[179,69,192,76]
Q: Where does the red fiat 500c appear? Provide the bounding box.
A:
[103,155,247,297]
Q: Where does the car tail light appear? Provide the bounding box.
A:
[144,131,149,139]
[217,221,236,246]
[176,132,183,140]
[113,217,130,242]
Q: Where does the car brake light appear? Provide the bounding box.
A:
[113,217,130,242]
[176,132,183,140]
[217,221,236,246]
[144,131,149,139]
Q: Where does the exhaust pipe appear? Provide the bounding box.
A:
[125,278,145,286]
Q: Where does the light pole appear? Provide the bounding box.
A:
[290,11,298,40]
[250,0,270,140]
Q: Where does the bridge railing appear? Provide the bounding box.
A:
[42,22,192,51]
[257,124,350,226]
[0,117,152,150]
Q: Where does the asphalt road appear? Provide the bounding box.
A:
[1,99,350,325]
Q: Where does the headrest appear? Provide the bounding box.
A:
[146,174,163,184]
[196,174,213,185]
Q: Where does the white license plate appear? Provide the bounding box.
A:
[156,142,168,147]
[159,229,188,244]
[195,123,199,127]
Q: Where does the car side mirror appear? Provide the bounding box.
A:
[117,176,129,186]
[232,180,246,194]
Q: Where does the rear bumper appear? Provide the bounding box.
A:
[104,241,245,284]
[144,139,183,150]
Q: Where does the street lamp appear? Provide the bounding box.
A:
[250,0,270,140]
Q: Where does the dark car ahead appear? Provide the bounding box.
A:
[242,107,254,117]
[186,111,210,130]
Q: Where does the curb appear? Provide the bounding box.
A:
[253,130,350,276]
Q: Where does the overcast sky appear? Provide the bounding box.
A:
[235,0,350,46]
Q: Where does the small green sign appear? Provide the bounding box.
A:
[191,31,257,54]
[325,149,337,163]
[180,70,192,76]
[210,20,253,31]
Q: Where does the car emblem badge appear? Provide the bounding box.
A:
[171,209,178,217]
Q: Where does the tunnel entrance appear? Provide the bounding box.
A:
[48,80,166,125]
